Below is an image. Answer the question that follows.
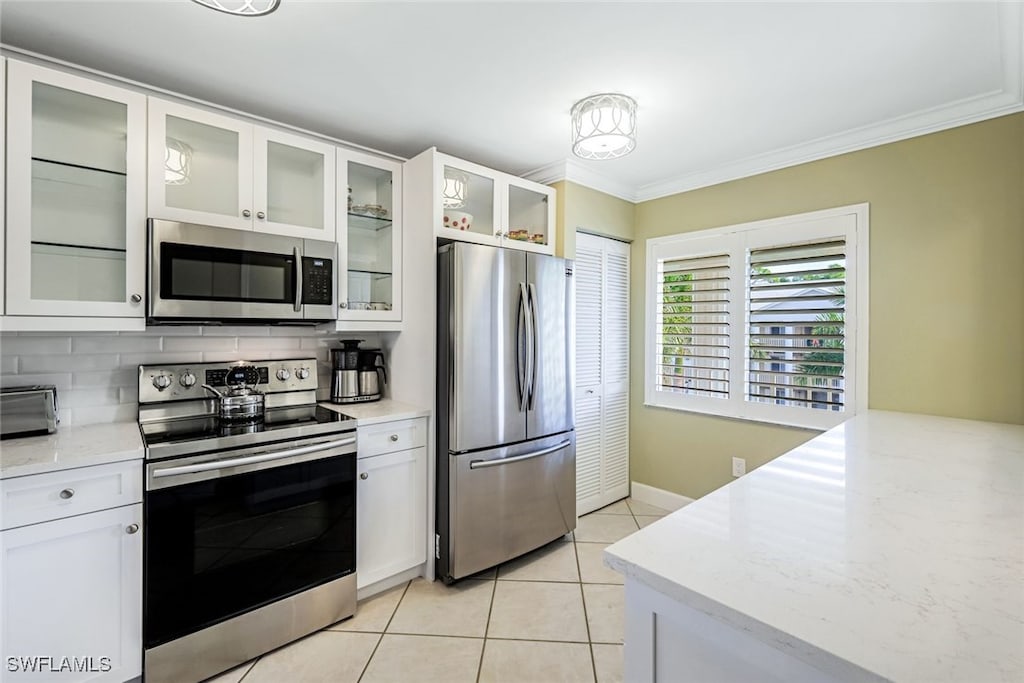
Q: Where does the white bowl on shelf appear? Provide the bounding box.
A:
[443,210,473,231]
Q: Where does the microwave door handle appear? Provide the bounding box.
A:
[293,246,303,313]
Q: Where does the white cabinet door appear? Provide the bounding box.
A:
[5,60,147,318]
[147,98,254,231]
[1,56,6,315]
[430,151,556,255]
[253,127,336,241]
[338,150,403,323]
[356,447,426,588]
[575,233,630,515]
[0,504,142,683]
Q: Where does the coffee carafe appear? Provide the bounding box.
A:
[331,341,387,404]
[330,340,363,404]
[357,349,387,402]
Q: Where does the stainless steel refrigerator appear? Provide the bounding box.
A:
[436,241,575,583]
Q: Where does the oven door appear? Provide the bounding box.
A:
[144,433,356,649]
[149,219,304,322]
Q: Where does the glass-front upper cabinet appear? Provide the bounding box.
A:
[4,61,147,318]
[148,99,335,240]
[337,150,402,322]
[433,151,556,255]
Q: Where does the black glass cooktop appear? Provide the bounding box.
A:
[141,405,354,458]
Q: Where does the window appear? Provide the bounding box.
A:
[645,204,868,430]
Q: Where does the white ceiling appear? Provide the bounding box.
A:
[1,1,1021,202]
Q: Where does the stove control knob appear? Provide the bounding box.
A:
[152,374,172,391]
[276,368,291,381]
[296,367,311,380]
[180,371,197,388]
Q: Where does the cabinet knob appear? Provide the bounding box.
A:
[389,434,399,442]
[59,488,75,500]
[126,524,139,535]
[242,209,252,218]
[360,473,368,480]
[130,294,143,304]
[256,211,266,220]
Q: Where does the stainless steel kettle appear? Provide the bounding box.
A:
[202,383,265,422]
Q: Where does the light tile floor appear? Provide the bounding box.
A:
[207,497,670,683]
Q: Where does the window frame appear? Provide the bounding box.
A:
[644,203,869,431]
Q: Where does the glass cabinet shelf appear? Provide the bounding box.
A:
[349,269,393,278]
[32,156,127,177]
[348,212,393,231]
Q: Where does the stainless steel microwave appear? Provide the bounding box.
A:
[148,219,337,324]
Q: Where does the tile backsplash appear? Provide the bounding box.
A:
[0,328,384,426]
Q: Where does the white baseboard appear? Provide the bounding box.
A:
[356,565,423,602]
[630,481,694,512]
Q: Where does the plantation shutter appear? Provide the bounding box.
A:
[656,254,731,398]
[747,240,846,411]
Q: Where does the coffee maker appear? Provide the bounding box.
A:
[331,340,387,404]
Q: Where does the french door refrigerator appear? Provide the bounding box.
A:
[437,241,576,583]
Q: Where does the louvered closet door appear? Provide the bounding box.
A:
[575,233,630,515]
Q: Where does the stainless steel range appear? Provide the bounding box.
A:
[138,358,357,683]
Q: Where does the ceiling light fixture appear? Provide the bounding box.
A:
[191,0,281,17]
[570,93,637,160]
[165,138,194,186]
[442,169,469,209]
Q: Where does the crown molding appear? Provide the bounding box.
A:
[524,159,639,203]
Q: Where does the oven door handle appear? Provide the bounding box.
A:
[151,436,356,479]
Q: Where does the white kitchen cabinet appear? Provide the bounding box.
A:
[408,148,556,255]
[4,60,147,319]
[356,418,427,589]
[148,98,336,241]
[1,56,6,315]
[1,503,142,683]
[575,233,630,515]
[337,150,403,324]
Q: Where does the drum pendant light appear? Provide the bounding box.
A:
[191,0,281,16]
[571,93,637,160]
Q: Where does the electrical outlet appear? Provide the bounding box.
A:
[731,457,746,477]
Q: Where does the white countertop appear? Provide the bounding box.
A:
[0,421,144,479]
[319,398,430,426]
[606,410,1024,683]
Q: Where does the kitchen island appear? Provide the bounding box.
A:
[605,410,1024,683]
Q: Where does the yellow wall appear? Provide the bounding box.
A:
[553,180,635,258]
[631,112,1024,499]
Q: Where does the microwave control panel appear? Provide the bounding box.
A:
[302,257,333,305]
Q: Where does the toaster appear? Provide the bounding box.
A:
[0,385,59,439]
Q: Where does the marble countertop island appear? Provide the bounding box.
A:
[606,410,1024,682]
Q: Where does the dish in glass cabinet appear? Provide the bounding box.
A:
[443,210,473,231]
[508,229,529,241]
[529,233,546,244]
[351,204,388,218]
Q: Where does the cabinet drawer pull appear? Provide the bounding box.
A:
[242,209,252,218]
[389,434,399,442]
[126,523,139,535]
[59,488,75,500]
[360,473,368,480]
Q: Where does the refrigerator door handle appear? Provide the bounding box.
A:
[516,282,529,411]
[527,282,539,410]
[469,439,573,469]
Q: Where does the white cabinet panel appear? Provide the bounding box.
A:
[149,98,336,240]
[1,460,142,531]
[575,233,630,515]
[356,447,427,588]
[0,504,142,683]
[5,60,146,318]
[337,150,403,323]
